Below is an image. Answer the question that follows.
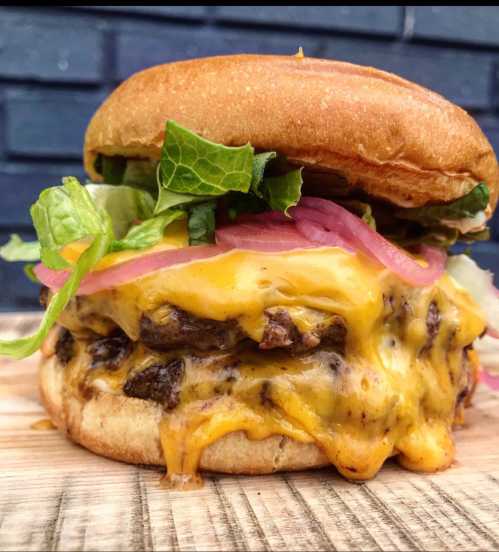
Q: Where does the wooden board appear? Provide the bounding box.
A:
[1,313,499,551]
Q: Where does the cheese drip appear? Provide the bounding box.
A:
[78,328,479,488]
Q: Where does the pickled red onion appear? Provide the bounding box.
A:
[215,221,314,252]
[294,219,355,252]
[291,197,446,287]
[35,244,230,296]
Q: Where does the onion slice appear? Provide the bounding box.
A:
[291,198,447,287]
[215,221,315,252]
[35,244,230,296]
[294,218,355,252]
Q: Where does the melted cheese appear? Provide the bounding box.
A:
[30,418,56,431]
[60,226,487,488]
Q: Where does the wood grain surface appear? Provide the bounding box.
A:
[1,313,499,552]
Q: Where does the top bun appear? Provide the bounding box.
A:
[84,54,498,212]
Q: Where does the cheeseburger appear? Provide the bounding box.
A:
[1,54,499,490]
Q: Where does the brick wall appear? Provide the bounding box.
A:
[1,6,499,310]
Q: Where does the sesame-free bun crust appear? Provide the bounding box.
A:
[39,354,329,474]
[84,54,498,212]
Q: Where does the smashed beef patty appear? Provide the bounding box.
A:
[42,286,348,354]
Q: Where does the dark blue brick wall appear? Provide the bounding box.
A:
[412,7,499,47]
[76,6,208,19]
[216,6,402,35]
[115,27,322,81]
[6,90,106,158]
[0,20,103,83]
[0,5,499,310]
[322,38,494,109]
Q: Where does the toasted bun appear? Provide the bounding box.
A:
[84,54,498,212]
[39,354,329,474]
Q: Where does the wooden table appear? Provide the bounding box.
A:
[1,313,499,551]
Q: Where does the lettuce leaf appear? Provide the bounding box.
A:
[251,152,277,197]
[86,184,154,239]
[155,188,211,215]
[160,121,254,196]
[461,227,490,243]
[93,155,157,192]
[95,123,303,245]
[226,155,302,219]
[250,153,302,214]
[122,159,158,191]
[0,178,115,359]
[0,229,112,359]
[264,169,303,214]
[226,192,267,221]
[157,123,294,243]
[30,177,113,270]
[109,210,184,252]
[397,182,489,224]
[187,201,217,245]
[95,154,127,185]
[0,234,40,262]
[23,263,39,283]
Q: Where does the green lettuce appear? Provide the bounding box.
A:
[160,121,254,196]
[94,154,127,185]
[93,123,304,244]
[156,122,303,241]
[461,227,490,243]
[31,178,114,266]
[155,188,211,215]
[187,201,217,245]
[264,169,303,214]
[23,263,39,284]
[122,159,157,191]
[30,177,114,270]
[250,153,302,215]
[0,179,114,359]
[397,183,489,225]
[86,184,154,239]
[381,221,490,249]
[0,231,112,359]
[251,152,278,197]
[93,155,157,192]
[0,184,158,263]
[226,192,267,221]
[109,210,184,252]
[0,234,40,262]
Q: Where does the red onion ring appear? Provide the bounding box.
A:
[292,197,446,287]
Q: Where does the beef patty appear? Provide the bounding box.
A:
[42,285,348,354]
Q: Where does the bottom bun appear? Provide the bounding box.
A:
[39,354,330,474]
